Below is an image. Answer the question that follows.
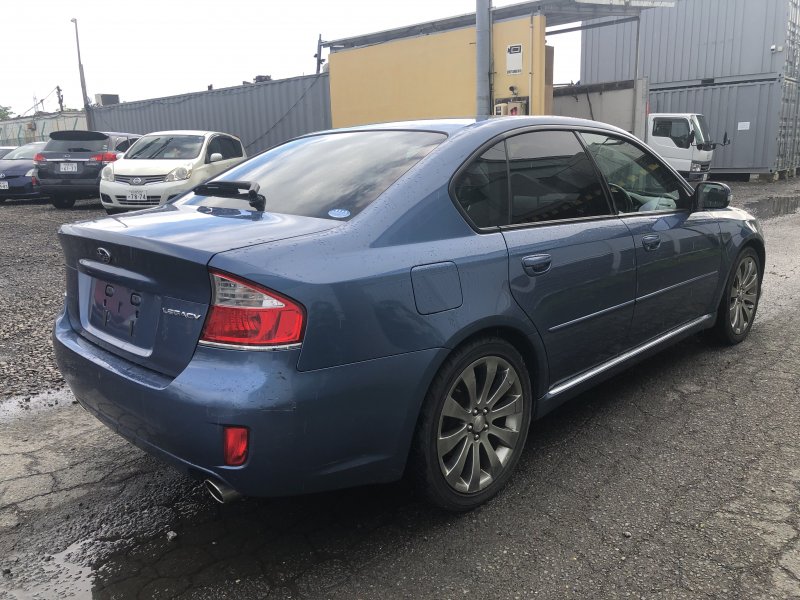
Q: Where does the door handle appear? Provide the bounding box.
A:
[522,254,552,276]
[642,234,661,252]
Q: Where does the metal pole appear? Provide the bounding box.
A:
[71,18,93,129]
[476,0,492,115]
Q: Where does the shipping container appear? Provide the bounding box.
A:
[91,74,331,155]
[581,0,800,175]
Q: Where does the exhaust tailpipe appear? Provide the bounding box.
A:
[204,479,242,504]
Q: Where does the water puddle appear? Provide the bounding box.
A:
[743,196,800,219]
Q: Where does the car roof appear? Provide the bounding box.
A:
[303,116,631,139]
[143,130,238,139]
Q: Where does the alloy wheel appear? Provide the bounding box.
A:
[729,256,758,335]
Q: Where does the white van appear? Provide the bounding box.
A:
[99,130,247,213]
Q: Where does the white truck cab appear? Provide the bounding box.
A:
[646,113,715,182]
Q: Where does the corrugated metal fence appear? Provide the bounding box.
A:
[0,112,87,147]
[91,74,331,154]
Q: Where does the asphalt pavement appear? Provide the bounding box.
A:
[0,186,799,599]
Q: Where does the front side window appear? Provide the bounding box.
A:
[126,135,205,160]
[652,118,692,149]
[507,131,611,224]
[580,132,691,213]
[181,130,445,220]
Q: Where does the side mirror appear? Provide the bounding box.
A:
[686,130,695,149]
[723,131,730,146]
[695,181,731,210]
[209,152,224,163]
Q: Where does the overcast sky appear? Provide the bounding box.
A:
[4,0,580,117]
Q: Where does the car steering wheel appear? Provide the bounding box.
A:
[608,183,634,213]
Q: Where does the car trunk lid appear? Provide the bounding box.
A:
[59,204,338,377]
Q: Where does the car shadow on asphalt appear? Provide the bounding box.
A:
[80,333,727,598]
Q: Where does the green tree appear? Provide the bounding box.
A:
[0,105,13,120]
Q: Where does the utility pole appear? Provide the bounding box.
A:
[476,0,492,115]
[70,18,93,129]
[314,34,325,74]
[56,86,64,112]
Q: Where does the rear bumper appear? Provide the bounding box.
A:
[0,184,44,200]
[53,305,444,497]
[39,179,99,196]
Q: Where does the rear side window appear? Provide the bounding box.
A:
[507,131,611,224]
[182,131,445,220]
[453,130,611,228]
[44,136,109,153]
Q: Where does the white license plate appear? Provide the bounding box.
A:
[126,190,147,201]
[0,181,8,190]
[59,163,78,173]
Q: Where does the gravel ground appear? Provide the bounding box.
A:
[0,179,799,401]
[0,197,105,399]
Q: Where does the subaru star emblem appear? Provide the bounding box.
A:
[0,173,4,179]
[64,154,70,158]
[131,177,142,185]
[96,247,112,264]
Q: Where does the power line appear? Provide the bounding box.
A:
[18,87,59,118]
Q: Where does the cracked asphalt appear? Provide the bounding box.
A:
[1,185,799,599]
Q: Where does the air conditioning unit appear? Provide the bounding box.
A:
[94,94,120,106]
[494,103,508,116]
[26,121,36,130]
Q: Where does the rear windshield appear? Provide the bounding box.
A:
[3,144,44,160]
[179,130,446,220]
[126,135,205,160]
[45,137,109,153]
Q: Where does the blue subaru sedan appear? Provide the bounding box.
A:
[53,118,764,510]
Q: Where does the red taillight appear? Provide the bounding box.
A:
[90,152,119,163]
[34,153,46,165]
[223,426,249,466]
[200,270,305,347]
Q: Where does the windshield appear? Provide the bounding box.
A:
[126,135,205,160]
[3,143,45,160]
[692,115,711,144]
[179,130,446,220]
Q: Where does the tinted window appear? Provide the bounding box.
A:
[127,135,204,159]
[181,131,445,220]
[453,142,509,227]
[115,138,136,152]
[580,132,691,212]
[507,131,611,224]
[44,136,109,153]
[652,118,691,148]
[217,137,243,159]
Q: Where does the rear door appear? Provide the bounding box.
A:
[454,129,637,386]
[580,132,722,345]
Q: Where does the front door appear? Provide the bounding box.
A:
[580,132,722,346]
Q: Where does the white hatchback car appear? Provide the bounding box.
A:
[99,130,247,213]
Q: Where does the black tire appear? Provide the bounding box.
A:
[51,196,76,209]
[411,337,532,511]
[713,247,761,345]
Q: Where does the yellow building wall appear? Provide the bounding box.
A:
[329,14,548,128]
[329,28,477,128]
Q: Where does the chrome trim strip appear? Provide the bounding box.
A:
[547,313,714,399]
[549,299,636,333]
[198,340,302,352]
[637,272,718,302]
